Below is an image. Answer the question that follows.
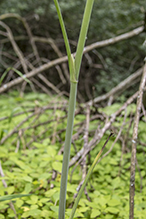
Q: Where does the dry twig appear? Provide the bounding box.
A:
[87,68,143,106]
[0,21,144,94]
[129,60,146,219]
[69,91,139,167]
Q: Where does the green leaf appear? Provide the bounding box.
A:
[22,209,41,217]
[15,199,24,208]
[12,159,31,171]
[108,198,121,206]
[11,68,31,84]
[50,205,59,213]
[32,142,45,148]
[1,67,31,85]
[45,189,57,198]
[23,175,32,182]
[38,173,51,180]
[52,161,62,172]
[106,207,119,214]
[99,103,121,116]
[0,194,31,202]
[30,195,38,204]
[70,133,114,219]
[0,214,5,219]
[91,209,101,218]
[67,184,76,194]
[47,147,57,157]
[6,186,15,195]
[52,191,60,203]
[53,0,71,61]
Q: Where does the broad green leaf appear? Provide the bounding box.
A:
[38,173,51,180]
[108,198,121,206]
[67,184,76,194]
[52,191,60,203]
[52,161,62,172]
[22,175,32,183]
[91,209,101,218]
[106,207,119,214]
[22,209,41,217]
[85,202,98,209]
[39,198,48,204]
[39,161,49,168]
[47,147,57,157]
[45,189,57,198]
[11,159,31,171]
[6,186,15,195]
[99,103,121,116]
[50,205,59,213]
[41,209,51,217]
[0,214,5,219]
[30,195,38,204]
[15,199,24,208]
[33,142,45,148]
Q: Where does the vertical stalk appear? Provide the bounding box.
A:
[54,1,95,218]
[59,82,77,219]
[53,0,71,60]
[129,60,146,218]
[75,0,94,79]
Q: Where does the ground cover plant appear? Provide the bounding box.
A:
[0,92,146,218]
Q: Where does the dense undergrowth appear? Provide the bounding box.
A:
[0,92,146,218]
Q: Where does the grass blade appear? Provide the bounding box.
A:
[69,133,114,219]
[0,194,31,202]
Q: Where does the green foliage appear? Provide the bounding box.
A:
[2,0,144,39]
[0,92,146,218]
[0,0,145,100]
[0,194,31,202]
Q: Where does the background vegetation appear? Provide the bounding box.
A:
[0,92,146,219]
[0,0,145,101]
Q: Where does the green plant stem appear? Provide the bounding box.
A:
[53,0,71,62]
[58,82,77,219]
[55,1,95,218]
[75,0,94,79]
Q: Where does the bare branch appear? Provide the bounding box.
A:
[129,60,146,219]
[0,55,68,94]
[0,21,28,74]
[84,26,144,53]
[69,91,138,167]
[87,68,143,106]
[0,22,144,93]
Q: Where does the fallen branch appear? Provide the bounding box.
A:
[69,91,138,167]
[0,55,68,94]
[84,26,144,53]
[87,67,143,105]
[0,19,144,94]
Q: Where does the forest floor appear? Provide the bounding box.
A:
[0,91,146,219]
